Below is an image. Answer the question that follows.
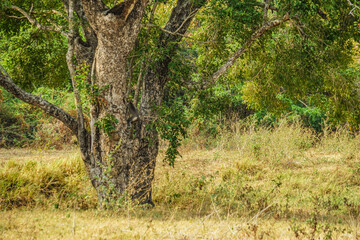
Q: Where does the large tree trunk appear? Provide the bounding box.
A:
[79,0,204,206]
[78,0,156,206]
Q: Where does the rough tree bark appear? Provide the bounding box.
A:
[80,0,207,205]
[78,0,156,205]
[78,0,206,205]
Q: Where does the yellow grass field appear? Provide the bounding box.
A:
[1,122,360,239]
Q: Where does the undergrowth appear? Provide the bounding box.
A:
[0,87,76,149]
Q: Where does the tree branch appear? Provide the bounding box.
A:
[263,0,271,24]
[126,56,135,100]
[204,13,290,88]
[254,1,278,12]
[140,0,205,114]
[47,9,69,21]
[134,60,146,106]
[10,5,69,38]
[7,15,27,20]
[347,0,360,16]
[291,16,308,38]
[0,65,79,134]
[81,0,107,11]
[74,0,96,45]
[173,9,198,34]
[67,0,86,132]
[251,63,267,81]
[133,1,157,105]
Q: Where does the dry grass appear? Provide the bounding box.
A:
[2,208,357,240]
[1,120,360,239]
[0,148,77,164]
[0,209,296,239]
[0,149,97,210]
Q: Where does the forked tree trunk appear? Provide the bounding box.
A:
[79,0,204,206]
[78,0,157,205]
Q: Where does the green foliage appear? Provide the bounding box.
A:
[0,90,37,147]
[186,0,360,131]
[0,0,66,36]
[75,63,90,93]
[234,4,360,128]
[74,62,92,118]
[276,94,327,132]
[193,0,264,81]
[208,0,262,38]
[0,28,68,91]
[0,0,68,90]
[241,30,360,127]
[156,97,190,166]
[74,62,109,106]
[95,114,119,137]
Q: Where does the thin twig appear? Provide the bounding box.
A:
[134,61,146,106]
[263,0,271,24]
[247,203,274,224]
[67,0,85,132]
[7,15,27,19]
[298,99,308,107]
[135,1,158,105]
[347,0,360,15]
[48,9,69,21]
[126,56,135,100]
[291,16,308,38]
[173,9,198,34]
[254,1,278,11]
[251,63,267,81]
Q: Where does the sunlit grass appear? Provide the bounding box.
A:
[0,150,97,210]
[1,118,360,239]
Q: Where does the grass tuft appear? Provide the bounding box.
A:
[0,152,96,210]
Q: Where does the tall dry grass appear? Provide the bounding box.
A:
[1,117,360,239]
[0,152,96,210]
